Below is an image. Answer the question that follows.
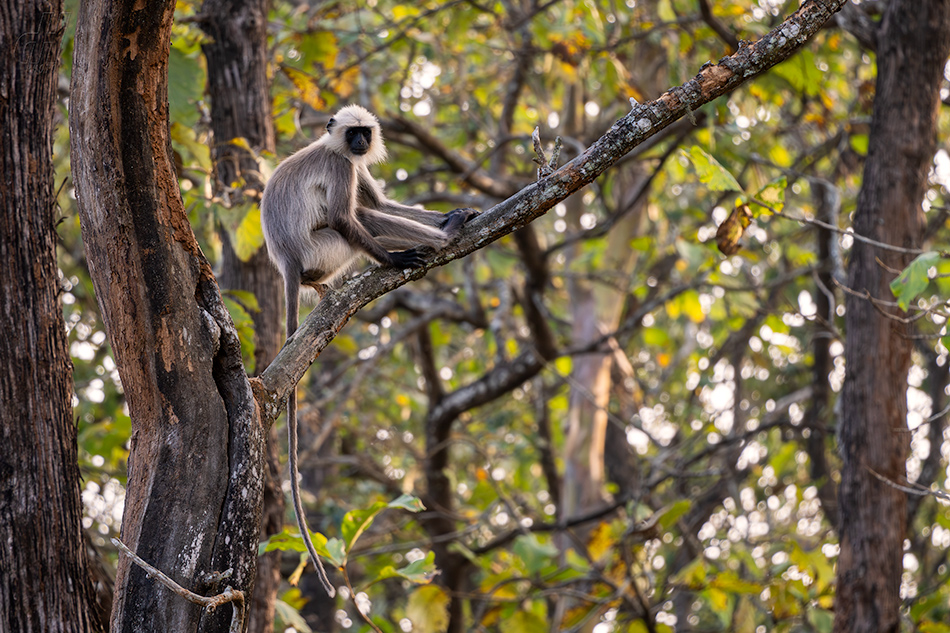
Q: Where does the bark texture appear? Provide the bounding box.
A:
[0,2,100,631]
[70,1,266,631]
[834,2,950,632]
[198,1,285,630]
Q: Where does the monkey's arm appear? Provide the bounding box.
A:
[324,163,425,268]
[356,164,448,226]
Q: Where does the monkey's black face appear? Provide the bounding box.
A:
[345,127,373,156]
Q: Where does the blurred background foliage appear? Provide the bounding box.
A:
[55,0,950,631]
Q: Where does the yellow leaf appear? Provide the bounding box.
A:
[329,66,359,99]
[234,206,265,260]
[407,585,450,633]
[281,65,325,110]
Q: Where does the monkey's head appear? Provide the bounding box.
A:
[325,104,388,165]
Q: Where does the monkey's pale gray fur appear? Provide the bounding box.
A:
[259,104,475,598]
[261,104,468,290]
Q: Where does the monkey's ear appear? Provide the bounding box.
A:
[326,117,336,132]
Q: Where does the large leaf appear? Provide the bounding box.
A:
[890,251,940,310]
[512,534,558,575]
[681,146,743,192]
[341,494,426,554]
[406,585,450,633]
[376,551,439,585]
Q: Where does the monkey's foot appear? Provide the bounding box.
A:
[388,248,426,269]
[442,207,480,234]
[300,270,331,298]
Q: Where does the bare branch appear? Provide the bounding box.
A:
[112,539,245,633]
[257,0,852,425]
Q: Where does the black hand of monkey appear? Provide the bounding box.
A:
[388,248,427,269]
[442,207,480,233]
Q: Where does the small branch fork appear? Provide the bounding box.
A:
[532,126,562,179]
[112,538,246,633]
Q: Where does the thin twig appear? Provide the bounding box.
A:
[341,566,384,633]
[112,538,245,633]
[757,199,925,255]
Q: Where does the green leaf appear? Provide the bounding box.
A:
[341,495,426,553]
[387,493,426,513]
[274,599,313,633]
[658,499,691,530]
[406,584,450,633]
[681,146,743,192]
[643,326,670,346]
[260,526,331,558]
[168,45,204,128]
[890,251,940,310]
[341,501,388,553]
[772,49,822,97]
[377,551,439,585]
[234,206,266,261]
[500,610,547,633]
[512,534,559,575]
[849,134,869,155]
[325,538,346,568]
[169,122,211,171]
[672,556,708,589]
[710,570,762,594]
[750,175,787,214]
[224,289,260,314]
[295,31,338,69]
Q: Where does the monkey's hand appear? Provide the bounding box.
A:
[442,208,480,235]
[388,248,427,269]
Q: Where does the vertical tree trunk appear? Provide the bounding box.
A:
[198,2,285,630]
[561,32,665,523]
[835,2,950,632]
[0,2,100,630]
[70,1,266,631]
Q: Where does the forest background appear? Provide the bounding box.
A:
[3,0,950,632]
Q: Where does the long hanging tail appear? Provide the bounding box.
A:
[285,281,336,597]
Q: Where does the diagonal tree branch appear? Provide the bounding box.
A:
[256,0,850,424]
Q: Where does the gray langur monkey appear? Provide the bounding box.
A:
[260,104,477,596]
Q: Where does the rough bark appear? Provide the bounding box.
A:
[197,1,286,630]
[0,2,100,631]
[70,1,266,631]
[834,2,950,632]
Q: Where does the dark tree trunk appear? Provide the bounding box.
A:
[834,2,950,632]
[197,2,285,631]
[806,180,839,529]
[0,2,100,631]
[70,1,266,631]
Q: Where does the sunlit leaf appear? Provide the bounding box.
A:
[406,585,450,633]
[295,31,338,69]
[750,176,787,215]
[388,493,426,513]
[890,251,940,311]
[281,65,326,110]
[274,599,313,633]
[681,146,743,193]
[500,610,547,633]
[658,500,691,530]
[377,551,439,585]
[513,534,558,575]
[168,45,204,128]
[233,205,265,260]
